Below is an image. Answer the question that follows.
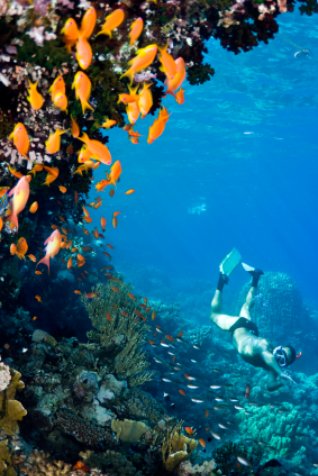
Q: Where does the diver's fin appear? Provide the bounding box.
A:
[241,262,255,273]
[219,248,242,276]
[242,262,264,287]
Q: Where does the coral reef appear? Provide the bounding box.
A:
[84,280,154,387]
[236,400,317,468]
[238,272,312,342]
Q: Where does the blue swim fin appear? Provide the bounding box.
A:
[219,248,242,276]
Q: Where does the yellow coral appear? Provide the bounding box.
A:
[162,422,198,472]
[0,370,27,436]
[111,418,151,443]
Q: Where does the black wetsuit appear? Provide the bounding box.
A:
[229,317,259,336]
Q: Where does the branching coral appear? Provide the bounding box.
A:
[84,280,153,386]
[161,421,198,472]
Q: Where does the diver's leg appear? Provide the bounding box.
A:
[210,273,240,331]
[239,267,264,319]
[239,286,256,320]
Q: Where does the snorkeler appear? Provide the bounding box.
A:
[210,249,297,391]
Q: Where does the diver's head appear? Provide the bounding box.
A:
[273,345,297,367]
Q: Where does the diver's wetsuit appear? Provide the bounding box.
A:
[229,317,259,336]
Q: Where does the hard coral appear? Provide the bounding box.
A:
[162,422,198,472]
[84,281,153,387]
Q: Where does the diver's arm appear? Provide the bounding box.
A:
[262,350,283,391]
[262,350,282,377]
[262,351,295,390]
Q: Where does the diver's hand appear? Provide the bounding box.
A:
[281,372,295,384]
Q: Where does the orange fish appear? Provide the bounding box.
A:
[129,17,144,45]
[35,270,42,275]
[101,118,117,129]
[100,216,106,231]
[52,92,68,111]
[198,438,206,448]
[77,254,86,267]
[178,389,186,396]
[8,175,30,229]
[175,87,185,105]
[61,18,79,51]
[27,81,44,110]
[118,85,139,105]
[73,289,82,295]
[49,75,66,98]
[27,253,37,262]
[0,186,9,198]
[98,8,125,38]
[82,205,92,223]
[72,71,93,114]
[79,6,97,39]
[8,122,30,157]
[109,160,122,186]
[71,116,80,138]
[166,57,186,93]
[49,76,68,111]
[35,294,42,303]
[45,129,66,154]
[67,257,73,269]
[37,229,63,273]
[147,107,169,144]
[29,201,38,214]
[125,189,135,195]
[138,83,153,118]
[79,133,112,165]
[184,426,195,436]
[10,237,28,259]
[106,312,112,322]
[75,36,93,70]
[121,44,158,83]
[59,185,67,194]
[158,47,177,80]
[0,217,3,232]
[8,165,23,179]
[126,101,140,125]
[43,166,59,186]
[85,292,97,299]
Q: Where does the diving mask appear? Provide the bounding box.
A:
[273,346,288,367]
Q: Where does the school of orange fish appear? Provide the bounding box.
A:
[2,6,186,277]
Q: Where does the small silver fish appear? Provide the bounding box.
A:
[162,378,172,383]
[187,384,199,390]
[211,431,221,440]
[237,456,250,467]
[218,423,228,430]
[191,398,204,403]
[160,342,170,348]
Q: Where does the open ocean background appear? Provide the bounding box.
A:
[91,10,317,327]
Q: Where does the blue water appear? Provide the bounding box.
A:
[91,11,318,310]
